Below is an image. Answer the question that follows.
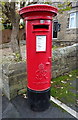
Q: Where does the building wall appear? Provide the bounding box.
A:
[57,11,69,41]
[53,2,78,46]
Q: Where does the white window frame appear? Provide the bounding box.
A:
[69,12,76,29]
[76,11,78,28]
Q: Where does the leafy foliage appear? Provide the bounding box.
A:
[14,52,22,62]
[57,2,72,13]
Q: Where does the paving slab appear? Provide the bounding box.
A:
[2,95,76,119]
[2,96,21,118]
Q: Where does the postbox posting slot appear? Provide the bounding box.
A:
[33,25,49,30]
[33,24,49,31]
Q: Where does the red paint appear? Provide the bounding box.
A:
[19,4,58,91]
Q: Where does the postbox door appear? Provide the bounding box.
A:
[26,20,52,91]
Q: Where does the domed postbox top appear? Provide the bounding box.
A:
[19,4,58,20]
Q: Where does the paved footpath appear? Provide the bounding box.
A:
[2,95,77,119]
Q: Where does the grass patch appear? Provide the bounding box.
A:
[52,45,59,50]
[51,69,78,104]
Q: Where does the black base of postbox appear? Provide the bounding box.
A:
[27,87,50,112]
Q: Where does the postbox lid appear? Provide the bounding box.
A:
[19,4,58,19]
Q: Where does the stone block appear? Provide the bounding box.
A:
[2,61,26,76]
[2,62,27,100]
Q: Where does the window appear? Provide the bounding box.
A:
[53,21,61,39]
[67,18,69,28]
[53,22,58,38]
[69,12,78,29]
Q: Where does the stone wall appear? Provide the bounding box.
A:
[2,44,78,100]
[2,62,27,100]
[52,44,78,78]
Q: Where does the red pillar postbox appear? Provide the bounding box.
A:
[19,4,58,111]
